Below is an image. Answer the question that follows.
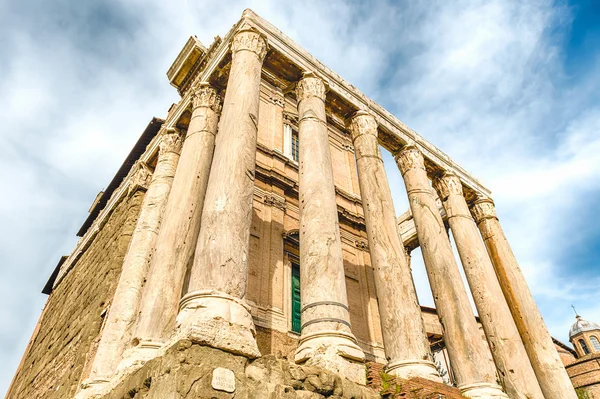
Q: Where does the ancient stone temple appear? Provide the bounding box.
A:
[7,9,578,399]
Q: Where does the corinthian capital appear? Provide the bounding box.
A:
[296,72,327,102]
[394,145,425,175]
[432,172,463,201]
[348,110,378,141]
[470,198,498,224]
[230,29,267,61]
[191,83,221,114]
[158,127,183,156]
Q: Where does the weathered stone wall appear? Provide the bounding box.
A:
[99,340,380,399]
[6,191,144,399]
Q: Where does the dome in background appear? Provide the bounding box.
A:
[569,315,600,339]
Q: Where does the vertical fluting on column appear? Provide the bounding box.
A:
[176,28,267,358]
[121,83,221,368]
[83,128,182,388]
[471,198,578,399]
[293,72,366,385]
[348,111,440,382]
[395,145,507,399]
[433,173,544,399]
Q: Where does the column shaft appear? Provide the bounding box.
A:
[177,29,267,358]
[471,198,578,399]
[87,129,182,383]
[125,83,221,366]
[293,73,365,385]
[395,146,507,399]
[349,111,440,381]
[434,173,544,399]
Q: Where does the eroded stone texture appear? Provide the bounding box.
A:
[471,198,578,399]
[349,111,439,382]
[178,29,267,358]
[395,146,507,399]
[125,83,221,365]
[433,172,544,399]
[293,73,365,384]
[96,341,378,399]
[79,128,183,395]
[5,192,144,399]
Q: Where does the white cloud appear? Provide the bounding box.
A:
[1,0,599,394]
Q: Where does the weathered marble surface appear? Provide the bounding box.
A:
[434,172,544,399]
[395,146,507,399]
[178,28,267,358]
[471,198,578,399]
[127,83,221,359]
[349,111,439,382]
[81,128,182,393]
[293,72,365,385]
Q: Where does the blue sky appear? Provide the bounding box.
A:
[1,0,599,395]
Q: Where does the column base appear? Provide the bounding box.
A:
[74,378,110,399]
[385,359,442,383]
[116,340,163,375]
[294,330,366,384]
[175,289,261,358]
[459,382,509,399]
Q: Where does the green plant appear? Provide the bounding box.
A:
[576,388,590,399]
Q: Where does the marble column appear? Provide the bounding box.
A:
[433,173,544,399]
[83,128,182,388]
[292,72,365,385]
[349,111,440,382]
[176,28,267,358]
[471,198,578,399]
[121,83,221,368]
[395,145,507,399]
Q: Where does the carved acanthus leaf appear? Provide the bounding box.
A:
[230,29,267,61]
[395,145,425,174]
[191,83,221,113]
[470,198,497,224]
[432,172,463,201]
[296,73,327,102]
[348,110,378,141]
[159,128,183,156]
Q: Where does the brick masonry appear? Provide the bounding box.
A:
[6,191,144,399]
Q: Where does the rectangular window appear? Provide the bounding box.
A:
[291,130,299,162]
[291,262,301,333]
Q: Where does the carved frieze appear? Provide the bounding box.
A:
[191,83,222,113]
[470,198,498,224]
[158,127,183,156]
[230,29,267,61]
[263,193,286,211]
[268,88,285,107]
[341,144,355,153]
[394,145,425,175]
[432,172,463,201]
[296,72,327,102]
[128,161,153,195]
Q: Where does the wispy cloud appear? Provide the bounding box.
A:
[1,0,599,394]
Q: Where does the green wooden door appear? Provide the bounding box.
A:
[291,263,301,333]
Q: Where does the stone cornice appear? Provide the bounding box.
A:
[239,9,491,198]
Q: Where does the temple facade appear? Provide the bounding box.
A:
[7,10,578,399]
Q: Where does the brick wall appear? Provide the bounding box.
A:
[6,191,144,399]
